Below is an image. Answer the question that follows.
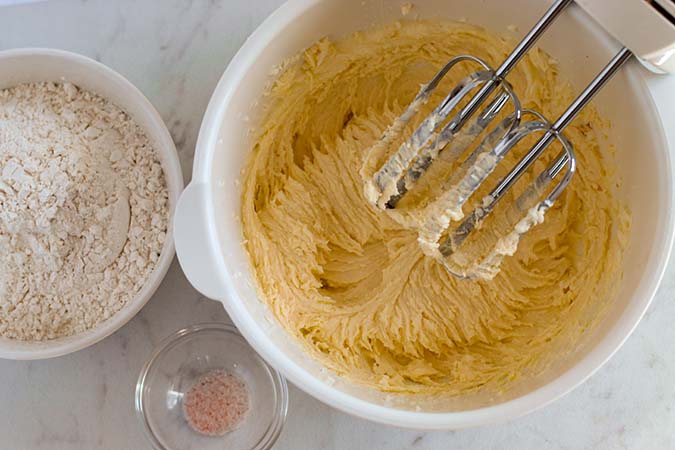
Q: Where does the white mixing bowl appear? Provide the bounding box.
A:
[0,48,183,360]
[175,0,674,429]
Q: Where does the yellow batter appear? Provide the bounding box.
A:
[241,21,630,395]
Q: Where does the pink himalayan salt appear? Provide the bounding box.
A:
[182,369,250,436]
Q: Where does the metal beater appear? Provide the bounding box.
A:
[363,0,675,279]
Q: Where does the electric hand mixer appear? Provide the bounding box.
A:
[363,0,675,279]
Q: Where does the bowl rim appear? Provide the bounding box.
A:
[0,47,184,360]
[134,322,289,450]
[190,0,675,429]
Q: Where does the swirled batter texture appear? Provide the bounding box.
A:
[241,21,629,395]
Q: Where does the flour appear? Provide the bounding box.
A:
[0,82,168,341]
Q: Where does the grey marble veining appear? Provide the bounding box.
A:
[0,1,674,449]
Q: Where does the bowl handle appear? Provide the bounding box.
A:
[174,182,227,300]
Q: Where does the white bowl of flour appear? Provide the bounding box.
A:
[0,48,183,359]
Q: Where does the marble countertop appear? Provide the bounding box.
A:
[0,1,674,449]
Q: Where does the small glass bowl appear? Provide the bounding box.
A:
[135,323,288,450]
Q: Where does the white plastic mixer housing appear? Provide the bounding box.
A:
[577,0,675,73]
